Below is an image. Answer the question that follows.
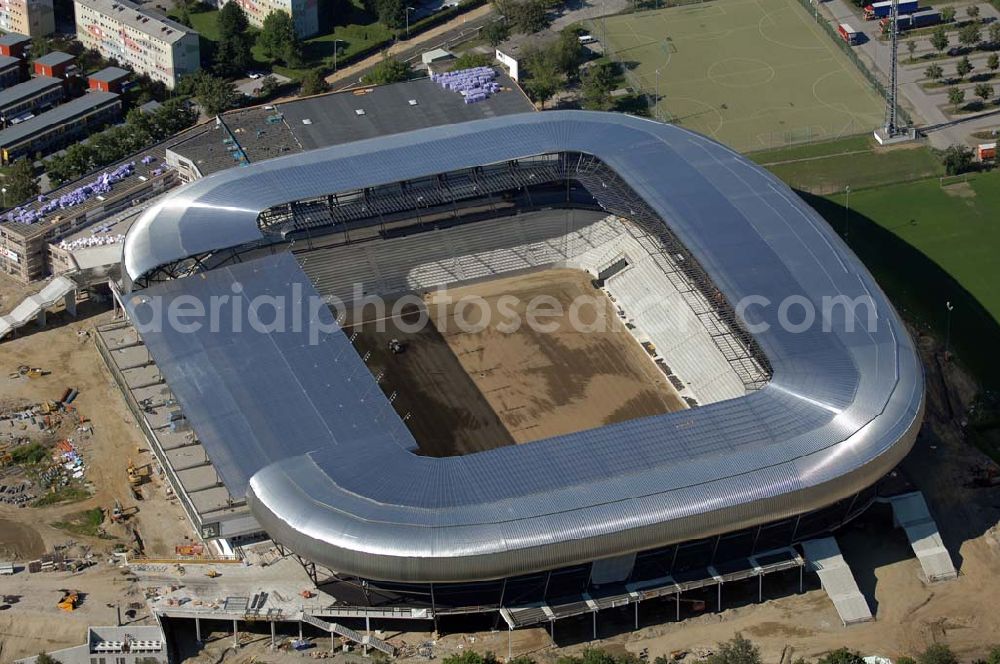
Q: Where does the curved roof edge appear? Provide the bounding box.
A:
[126,111,925,583]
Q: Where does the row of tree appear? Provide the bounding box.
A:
[436,640,1000,664]
[923,21,1000,57]
[45,99,197,186]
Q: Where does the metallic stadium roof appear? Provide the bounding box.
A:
[123,111,924,583]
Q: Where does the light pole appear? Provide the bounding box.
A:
[333,38,344,72]
[1,187,6,209]
[844,184,851,241]
[654,69,660,121]
[406,6,415,38]
[945,301,954,359]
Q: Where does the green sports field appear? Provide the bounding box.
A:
[591,0,885,151]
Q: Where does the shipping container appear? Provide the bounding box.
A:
[864,0,918,19]
[880,8,940,31]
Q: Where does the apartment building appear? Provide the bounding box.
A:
[0,54,21,88]
[0,0,55,38]
[0,90,121,163]
[73,0,200,89]
[0,75,63,124]
[218,0,318,39]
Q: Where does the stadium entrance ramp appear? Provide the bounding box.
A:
[888,491,958,582]
[801,537,873,625]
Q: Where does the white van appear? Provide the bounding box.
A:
[578,34,597,44]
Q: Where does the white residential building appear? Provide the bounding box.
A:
[73,0,200,89]
[0,0,55,37]
[218,0,319,39]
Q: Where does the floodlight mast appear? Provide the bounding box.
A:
[884,0,900,136]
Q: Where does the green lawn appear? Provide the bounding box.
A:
[756,137,998,391]
[802,172,1000,389]
[591,0,885,151]
[753,136,945,193]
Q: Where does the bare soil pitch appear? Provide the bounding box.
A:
[343,268,684,457]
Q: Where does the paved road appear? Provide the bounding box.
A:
[821,0,999,147]
[326,5,498,90]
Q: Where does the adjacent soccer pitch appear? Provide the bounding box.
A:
[591,0,885,151]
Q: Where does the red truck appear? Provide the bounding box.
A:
[838,23,861,44]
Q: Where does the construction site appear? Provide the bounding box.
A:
[0,91,995,664]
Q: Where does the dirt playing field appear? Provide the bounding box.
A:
[344,268,684,456]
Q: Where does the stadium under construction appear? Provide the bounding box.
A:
[98,110,939,638]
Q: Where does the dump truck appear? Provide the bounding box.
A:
[864,0,917,19]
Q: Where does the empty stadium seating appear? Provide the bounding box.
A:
[294,210,749,404]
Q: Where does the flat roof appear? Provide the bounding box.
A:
[75,0,196,44]
[281,74,533,151]
[0,76,62,110]
[0,55,19,69]
[124,111,924,583]
[34,51,75,67]
[0,33,29,47]
[89,66,130,82]
[170,73,533,176]
[0,91,119,147]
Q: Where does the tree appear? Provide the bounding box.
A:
[581,61,617,110]
[958,23,981,48]
[988,52,999,73]
[917,644,959,664]
[35,653,63,664]
[705,634,761,664]
[482,20,510,47]
[258,10,304,67]
[259,74,280,97]
[522,63,558,107]
[940,5,955,22]
[361,56,412,85]
[930,26,949,53]
[984,646,1000,664]
[990,22,1000,45]
[31,36,51,58]
[925,63,943,81]
[551,28,583,79]
[502,0,549,34]
[974,82,993,103]
[2,157,40,207]
[907,40,916,60]
[947,86,965,109]
[956,55,973,78]
[299,68,329,96]
[215,1,255,77]
[451,52,492,69]
[966,4,980,19]
[815,649,865,664]
[443,652,504,664]
[179,71,240,115]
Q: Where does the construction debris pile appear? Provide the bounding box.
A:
[0,387,93,505]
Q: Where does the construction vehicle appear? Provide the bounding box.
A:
[111,499,123,523]
[58,591,78,611]
[205,568,220,578]
[126,459,151,486]
[9,366,46,379]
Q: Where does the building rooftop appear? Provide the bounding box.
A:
[0,91,119,147]
[0,55,19,69]
[0,33,30,47]
[34,51,75,67]
[89,65,130,82]
[74,0,196,44]
[0,76,62,109]
[171,72,533,176]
